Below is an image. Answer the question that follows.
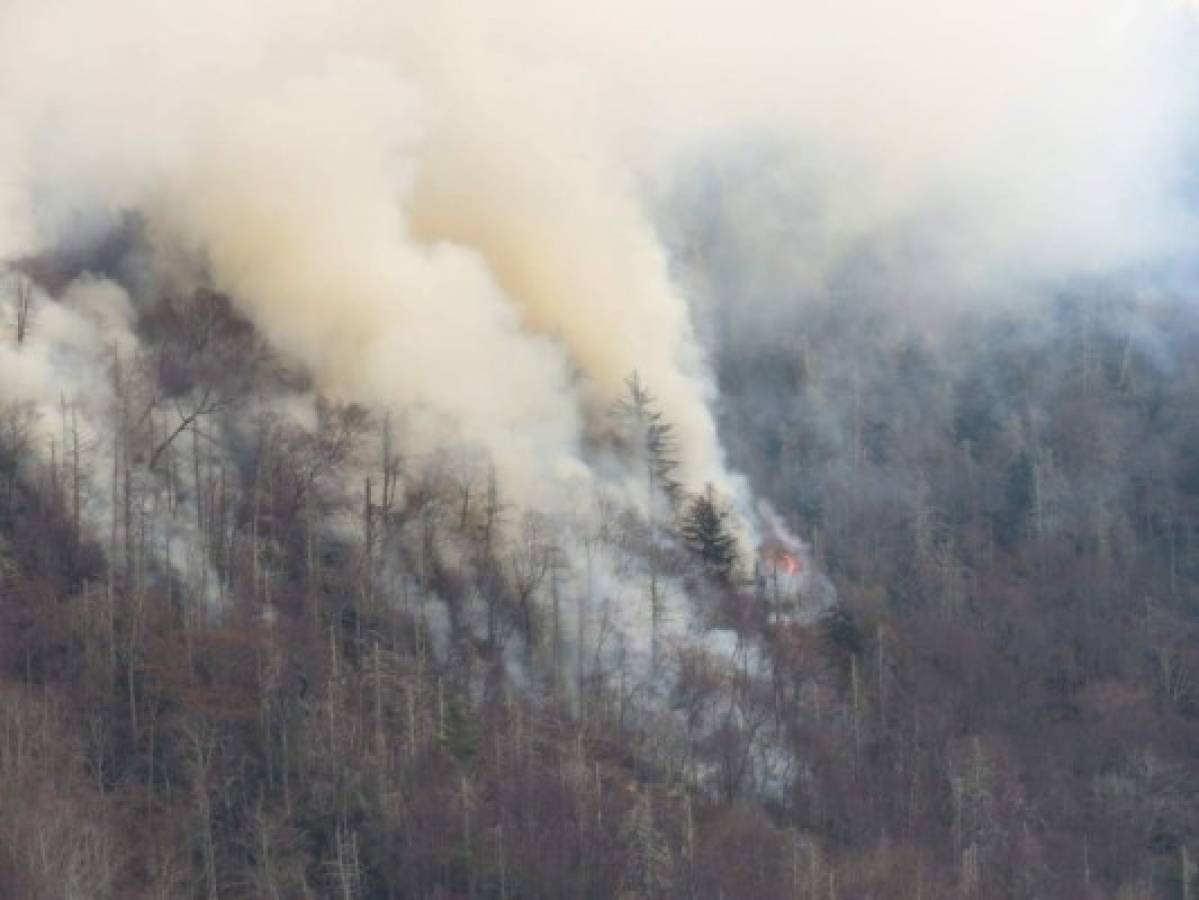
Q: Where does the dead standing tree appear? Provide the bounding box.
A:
[612,372,681,675]
[12,273,34,345]
[509,512,552,655]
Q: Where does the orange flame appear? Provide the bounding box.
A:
[778,553,798,576]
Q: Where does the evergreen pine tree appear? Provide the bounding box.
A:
[613,372,681,510]
[680,485,738,581]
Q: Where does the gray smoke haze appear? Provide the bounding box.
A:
[2,0,1198,518]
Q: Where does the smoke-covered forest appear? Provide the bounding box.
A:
[7,235,1199,899]
[5,1,1199,898]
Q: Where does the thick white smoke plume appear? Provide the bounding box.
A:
[2,0,1198,523]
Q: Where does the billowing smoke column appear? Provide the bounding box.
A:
[0,0,744,519]
[1,0,1198,532]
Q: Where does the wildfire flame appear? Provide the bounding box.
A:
[777,553,799,576]
[762,546,801,577]
[757,501,806,580]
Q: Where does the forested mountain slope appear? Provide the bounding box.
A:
[4,0,1199,897]
[3,263,1199,898]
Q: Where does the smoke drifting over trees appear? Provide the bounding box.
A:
[2,0,1199,897]
[3,0,1197,506]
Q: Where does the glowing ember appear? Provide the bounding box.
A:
[778,553,798,576]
